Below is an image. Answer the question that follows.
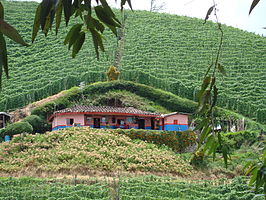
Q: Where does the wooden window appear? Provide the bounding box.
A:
[174,120,178,125]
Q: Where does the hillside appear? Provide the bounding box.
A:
[1,1,266,124]
[0,127,193,175]
[27,81,264,131]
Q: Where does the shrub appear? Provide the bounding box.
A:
[22,115,49,133]
[115,129,197,153]
[0,128,6,139]
[31,97,71,120]
[4,122,33,137]
[224,130,260,149]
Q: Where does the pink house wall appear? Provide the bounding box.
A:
[52,114,85,128]
[163,114,188,125]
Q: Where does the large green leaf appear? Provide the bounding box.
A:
[85,15,105,33]
[89,28,104,59]
[40,0,56,30]
[84,0,92,15]
[32,4,41,43]
[94,5,121,33]
[120,0,133,10]
[62,0,72,26]
[43,12,51,36]
[249,0,260,14]
[204,5,214,24]
[55,0,63,35]
[0,19,29,46]
[64,23,83,45]
[0,33,8,88]
[199,125,211,146]
[0,2,4,19]
[72,31,85,58]
[100,0,120,24]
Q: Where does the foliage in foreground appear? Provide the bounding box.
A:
[116,129,197,153]
[0,122,33,138]
[0,127,192,175]
[0,176,263,200]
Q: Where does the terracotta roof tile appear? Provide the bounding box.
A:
[54,105,159,116]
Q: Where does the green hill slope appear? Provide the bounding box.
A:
[1,1,266,123]
[0,127,192,175]
[1,1,115,109]
[30,81,264,131]
[121,11,266,123]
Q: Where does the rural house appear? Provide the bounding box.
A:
[49,105,189,131]
[0,112,11,129]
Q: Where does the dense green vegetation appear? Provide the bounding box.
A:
[30,81,265,131]
[119,176,263,200]
[30,80,197,121]
[0,127,193,175]
[0,1,115,110]
[122,11,266,124]
[0,177,110,200]
[1,1,266,124]
[0,176,263,200]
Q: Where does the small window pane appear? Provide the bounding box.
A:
[112,117,116,123]
[66,118,74,125]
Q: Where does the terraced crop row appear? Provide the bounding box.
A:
[121,11,266,123]
[0,178,110,200]
[1,1,115,109]
[119,176,263,200]
[0,176,263,200]
[1,2,266,123]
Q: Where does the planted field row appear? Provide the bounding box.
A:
[0,176,263,200]
[1,68,265,124]
[122,11,266,123]
[0,178,109,200]
[1,1,116,104]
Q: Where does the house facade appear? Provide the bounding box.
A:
[49,105,189,131]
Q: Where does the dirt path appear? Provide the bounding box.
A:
[0,167,235,181]
[10,90,66,122]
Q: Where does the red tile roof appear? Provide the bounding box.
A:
[53,105,160,116]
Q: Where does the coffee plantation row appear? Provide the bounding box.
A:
[0,176,263,200]
[1,1,266,123]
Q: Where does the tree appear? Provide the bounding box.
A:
[196,1,266,196]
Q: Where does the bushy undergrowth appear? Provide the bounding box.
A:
[22,115,49,133]
[0,127,192,175]
[116,129,197,153]
[1,122,33,137]
[79,90,171,114]
[223,130,261,150]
